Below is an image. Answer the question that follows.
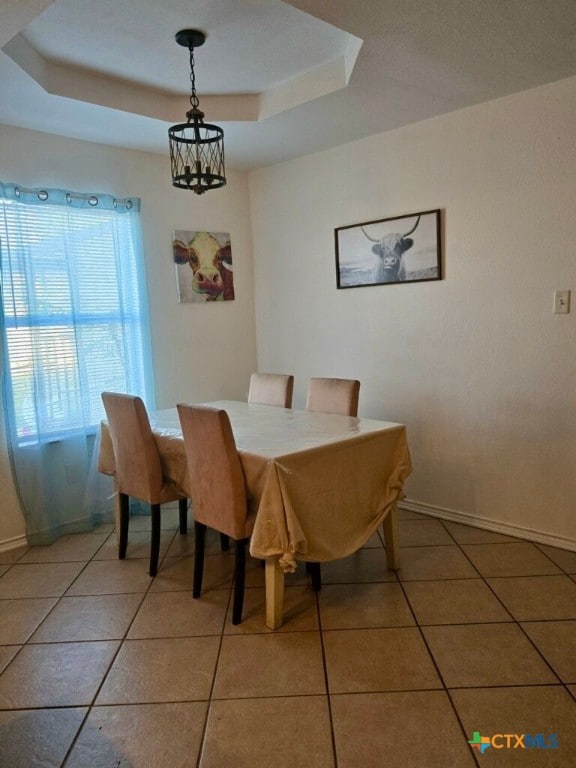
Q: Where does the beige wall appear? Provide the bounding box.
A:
[0,126,257,545]
[3,74,576,550]
[249,75,576,549]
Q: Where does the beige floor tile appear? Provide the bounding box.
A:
[0,641,118,708]
[331,690,476,768]
[244,557,309,588]
[423,623,558,687]
[91,522,115,534]
[164,534,195,558]
[487,576,576,620]
[397,507,428,520]
[65,559,153,595]
[452,686,576,766]
[96,637,220,704]
[521,621,576,683]
[6,523,576,766]
[213,632,325,698]
[461,543,562,577]
[0,562,85,599]
[0,645,20,673]
[200,696,334,768]
[323,627,441,693]
[443,521,521,544]
[93,530,175,560]
[224,586,319,634]
[126,505,191,531]
[537,545,576,574]
[30,594,143,642]
[124,514,154,531]
[399,519,454,546]
[18,533,109,563]
[361,531,384,548]
[164,528,232,557]
[0,597,58,644]
[150,555,233,593]
[66,702,207,768]
[318,582,415,630]
[233,554,264,589]
[0,545,29,565]
[147,556,194,591]
[321,549,396,584]
[403,579,512,624]
[159,504,192,530]
[0,707,87,768]
[397,545,479,580]
[128,590,228,638]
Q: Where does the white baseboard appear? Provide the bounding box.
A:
[0,534,28,553]
[399,498,576,553]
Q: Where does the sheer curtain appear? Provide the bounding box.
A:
[0,182,154,545]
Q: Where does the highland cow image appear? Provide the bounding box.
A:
[335,209,441,288]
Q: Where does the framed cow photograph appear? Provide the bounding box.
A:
[335,208,441,289]
[172,229,234,303]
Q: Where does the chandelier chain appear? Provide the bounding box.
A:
[189,46,200,111]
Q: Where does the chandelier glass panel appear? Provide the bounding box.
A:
[168,30,226,194]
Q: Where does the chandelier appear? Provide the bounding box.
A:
[168,29,226,194]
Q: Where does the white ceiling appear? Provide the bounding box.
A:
[2,0,576,170]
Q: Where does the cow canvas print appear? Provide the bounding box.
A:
[173,230,234,302]
[335,209,441,289]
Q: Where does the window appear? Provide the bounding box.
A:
[0,186,152,444]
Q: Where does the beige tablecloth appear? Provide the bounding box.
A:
[98,400,412,572]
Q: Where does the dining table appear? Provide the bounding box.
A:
[98,400,412,628]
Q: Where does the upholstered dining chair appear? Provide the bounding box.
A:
[304,377,361,591]
[248,372,294,408]
[177,403,255,625]
[101,392,188,577]
[306,377,360,417]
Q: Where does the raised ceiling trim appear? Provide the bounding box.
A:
[3,30,362,124]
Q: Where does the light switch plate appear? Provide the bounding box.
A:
[554,290,570,314]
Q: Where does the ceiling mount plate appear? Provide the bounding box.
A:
[175,29,206,49]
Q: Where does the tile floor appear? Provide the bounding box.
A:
[1,507,576,767]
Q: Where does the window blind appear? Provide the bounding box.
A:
[0,197,150,443]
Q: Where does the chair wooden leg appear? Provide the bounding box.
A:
[118,493,129,560]
[220,533,230,552]
[178,498,188,535]
[232,538,248,625]
[308,562,322,592]
[149,504,161,577]
[193,521,207,598]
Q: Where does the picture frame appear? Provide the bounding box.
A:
[172,229,234,303]
[335,208,441,289]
